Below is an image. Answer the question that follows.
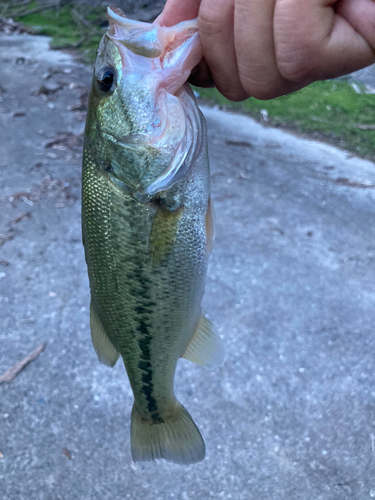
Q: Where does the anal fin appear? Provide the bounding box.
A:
[182,315,224,367]
[90,301,119,367]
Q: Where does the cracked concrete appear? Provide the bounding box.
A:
[1,33,375,500]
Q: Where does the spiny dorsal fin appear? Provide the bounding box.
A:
[90,301,119,367]
[182,314,224,367]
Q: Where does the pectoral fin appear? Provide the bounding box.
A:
[182,315,224,367]
[90,301,119,367]
[148,205,184,268]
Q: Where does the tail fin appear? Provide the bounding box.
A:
[131,402,205,464]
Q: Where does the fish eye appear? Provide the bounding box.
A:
[97,67,116,92]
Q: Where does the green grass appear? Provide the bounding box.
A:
[196,82,375,159]
[6,2,375,159]
[12,4,105,62]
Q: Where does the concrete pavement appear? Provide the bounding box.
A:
[1,33,375,500]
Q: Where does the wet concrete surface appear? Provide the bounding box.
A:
[1,33,375,500]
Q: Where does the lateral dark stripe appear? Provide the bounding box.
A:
[128,251,161,422]
[126,202,162,423]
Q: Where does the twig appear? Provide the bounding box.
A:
[5,0,34,6]
[11,0,61,18]
[334,177,375,189]
[0,343,46,384]
[353,124,375,130]
[0,232,14,247]
[62,447,72,459]
[9,212,31,224]
[71,7,98,32]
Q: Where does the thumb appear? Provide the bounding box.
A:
[157,0,201,26]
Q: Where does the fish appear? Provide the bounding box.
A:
[81,6,224,464]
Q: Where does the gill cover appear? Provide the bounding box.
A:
[103,7,204,195]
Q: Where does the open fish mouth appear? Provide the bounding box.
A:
[107,6,202,96]
[107,7,200,63]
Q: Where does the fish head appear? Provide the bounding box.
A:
[85,7,204,197]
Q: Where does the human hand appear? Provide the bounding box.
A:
[158,0,375,100]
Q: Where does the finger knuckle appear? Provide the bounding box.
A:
[238,71,279,100]
[198,5,227,37]
[278,57,316,82]
[277,41,318,82]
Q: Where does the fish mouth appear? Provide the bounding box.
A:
[107,6,199,62]
[107,7,202,96]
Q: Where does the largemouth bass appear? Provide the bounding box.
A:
[82,7,224,464]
